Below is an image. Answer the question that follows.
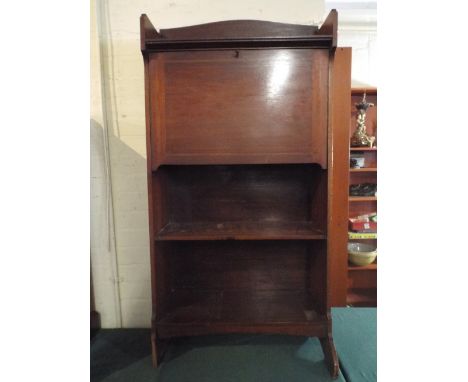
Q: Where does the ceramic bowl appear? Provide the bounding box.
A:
[350,155,365,168]
[348,242,377,266]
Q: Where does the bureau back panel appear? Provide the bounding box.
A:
[155,164,326,232]
[164,241,312,291]
[149,49,329,168]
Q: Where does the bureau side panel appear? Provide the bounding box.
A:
[327,47,352,307]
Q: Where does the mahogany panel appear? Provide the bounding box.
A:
[149,49,329,168]
[160,290,322,324]
[317,9,337,47]
[153,240,330,336]
[140,14,160,52]
[309,240,328,314]
[156,288,329,340]
[158,20,319,40]
[348,268,377,289]
[140,17,335,52]
[349,171,377,185]
[327,47,352,307]
[347,288,377,307]
[153,242,172,318]
[348,200,377,217]
[162,240,318,292]
[154,240,329,337]
[143,53,159,365]
[157,320,328,339]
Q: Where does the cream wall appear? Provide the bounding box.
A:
[91,0,122,328]
[91,0,375,328]
[340,29,377,87]
[326,1,377,86]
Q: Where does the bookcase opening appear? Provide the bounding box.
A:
[154,240,328,330]
[153,164,327,240]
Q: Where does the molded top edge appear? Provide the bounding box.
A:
[141,11,337,51]
[157,19,319,41]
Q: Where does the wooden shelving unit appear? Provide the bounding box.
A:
[141,11,350,379]
[347,88,377,307]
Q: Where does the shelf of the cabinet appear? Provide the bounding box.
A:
[351,88,377,95]
[349,196,377,202]
[156,221,326,241]
[156,289,327,336]
[348,262,377,271]
[347,288,377,307]
[350,167,377,172]
[350,147,377,151]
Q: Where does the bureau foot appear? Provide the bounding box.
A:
[151,331,159,367]
[151,331,169,367]
[320,335,339,379]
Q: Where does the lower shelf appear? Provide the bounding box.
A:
[157,221,326,241]
[156,290,328,338]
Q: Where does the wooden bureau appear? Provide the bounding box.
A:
[140,10,350,378]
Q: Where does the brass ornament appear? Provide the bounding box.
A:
[351,93,375,147]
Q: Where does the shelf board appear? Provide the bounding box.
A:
[351,88,377,95]
[350,147,377,151]
[347,288,377,307]
[157,221,326,241]
[350,167,377,172]
[348,262,377,271]
[156,289,326,336]
[349,196,377,202]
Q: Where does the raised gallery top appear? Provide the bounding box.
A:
[140,10,337,52]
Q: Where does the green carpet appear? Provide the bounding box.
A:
[97,334,345,382]
[92,308,377,382]
[332,308,377,382]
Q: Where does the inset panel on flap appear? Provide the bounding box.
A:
[149,49,328,168]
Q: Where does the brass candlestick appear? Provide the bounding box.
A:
[351,93,375,147]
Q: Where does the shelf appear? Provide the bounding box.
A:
[351,87,377,95]
[350,167,377,172]
[158,289,326,326]
[157,221,326,241]
[347,288,377,307]
[349,196,377,202]
[348,262,377,271]
[348,232,377,240]
[350,147,377,151]
[347,89,377,309]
